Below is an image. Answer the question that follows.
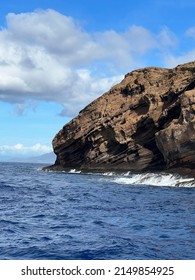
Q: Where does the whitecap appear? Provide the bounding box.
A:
[102,172,115,176]
[112,172,195,188]
[69,169,81,174]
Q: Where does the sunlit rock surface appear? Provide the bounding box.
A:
[51,61,195,174]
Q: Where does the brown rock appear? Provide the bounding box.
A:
[51,61,195,173]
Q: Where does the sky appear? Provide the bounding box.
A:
[0,0,195,159]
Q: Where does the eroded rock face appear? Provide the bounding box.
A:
[52,62,195,172]
[155,89,195,169]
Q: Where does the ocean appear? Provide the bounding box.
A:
[0,162,194,260]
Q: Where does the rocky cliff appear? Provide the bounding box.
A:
[51,61,195,174]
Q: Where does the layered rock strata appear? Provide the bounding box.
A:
[51,62,195,173]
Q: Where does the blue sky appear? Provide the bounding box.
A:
[0,0,195,159]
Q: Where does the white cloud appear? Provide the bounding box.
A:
[0,143,52,156]
[161,26,195,68]
[0,9,182,116]
[163,50,195,68]
[157,27,178,47]
[186,27,195,38]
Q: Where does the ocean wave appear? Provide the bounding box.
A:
[111,173,195,188]
[69,169,81,174]
[102,171,131,176]
[40,167,195,187]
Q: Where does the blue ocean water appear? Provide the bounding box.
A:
[0,162,194,260]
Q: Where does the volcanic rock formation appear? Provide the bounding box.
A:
[51,61,195,173]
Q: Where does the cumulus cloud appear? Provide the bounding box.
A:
[0,9,180,116]
[0,143,52,156]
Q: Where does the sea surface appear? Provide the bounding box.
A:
[0,162,194,260]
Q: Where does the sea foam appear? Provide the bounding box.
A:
[111,172,195,188]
